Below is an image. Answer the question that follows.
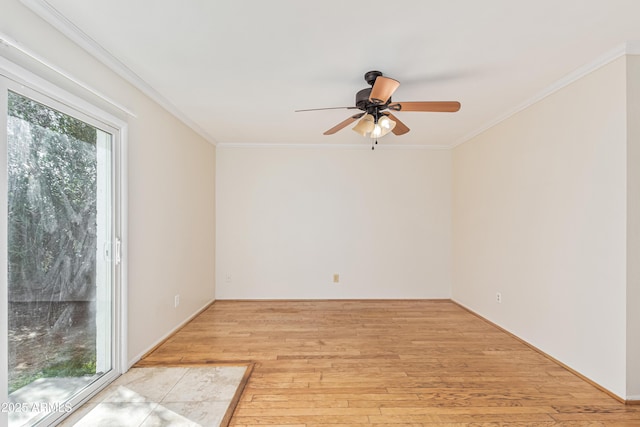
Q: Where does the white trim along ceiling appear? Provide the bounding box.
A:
[19,0,640,148]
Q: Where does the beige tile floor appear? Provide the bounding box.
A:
[58,366,247,427]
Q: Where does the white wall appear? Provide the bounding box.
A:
[126,102,215,363]
[627,55,640,400]
[216,146,451,299]
[1,0,216,365]
[453,57,628,397]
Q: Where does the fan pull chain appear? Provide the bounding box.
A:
[373,110,378,150]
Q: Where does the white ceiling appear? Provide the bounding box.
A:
[33,0,640,147]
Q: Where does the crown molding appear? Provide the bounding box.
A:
[1,30,135,118]
[21,0,218,146]
[216,142,451,150]
[21,0,640,152]
[625,40,640,55]
[452,41,639,149]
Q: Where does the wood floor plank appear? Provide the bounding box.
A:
[139,300,640,425]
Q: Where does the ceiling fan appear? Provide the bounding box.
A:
[296,70,461,146]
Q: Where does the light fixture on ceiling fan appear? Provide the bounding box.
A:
[352,112,396,139]
[296,70,461,149]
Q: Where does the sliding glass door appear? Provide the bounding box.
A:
[1,77,122,426]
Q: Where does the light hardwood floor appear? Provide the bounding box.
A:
[138,300,640,426]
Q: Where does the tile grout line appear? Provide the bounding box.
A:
[158,366,192,403]
[135,402,160,427]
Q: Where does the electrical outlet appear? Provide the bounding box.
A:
[174,294,180,308]
[225,274,232,283]
[496,292,502,303]
[333,273,340,283]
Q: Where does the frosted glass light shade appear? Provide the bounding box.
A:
[352,114,375,136]
[375,115,396,138]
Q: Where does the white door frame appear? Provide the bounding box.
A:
[0,55,128,426]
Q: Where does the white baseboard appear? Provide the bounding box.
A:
[451,299,627,404]
[126,298,216,369]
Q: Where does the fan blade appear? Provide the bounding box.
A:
[385,113,410,135]
[388,101,460,112]
[296,106,358,112]
[369,76,400,104]
[323,113,365,135]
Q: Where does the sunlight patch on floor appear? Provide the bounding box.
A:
[59,366,247,427]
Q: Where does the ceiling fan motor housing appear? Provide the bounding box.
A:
[355,88,372,110]
[356,87,391,114]
[356,71,392,113]
[364,70,383,86]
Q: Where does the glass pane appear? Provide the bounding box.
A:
[6,91,112,426]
